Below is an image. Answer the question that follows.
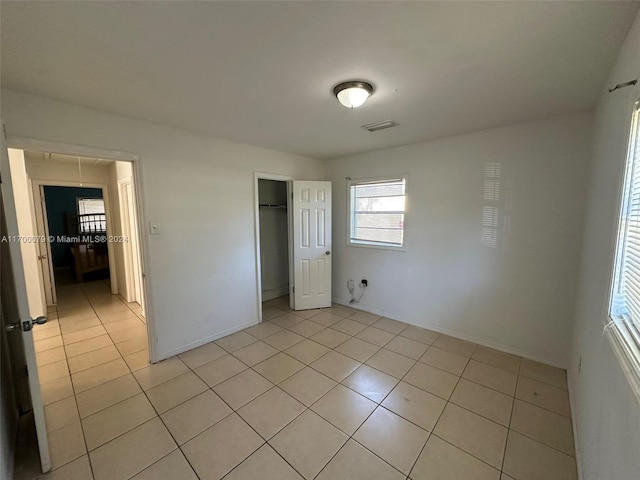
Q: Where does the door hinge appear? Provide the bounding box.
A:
[292,286,295,293]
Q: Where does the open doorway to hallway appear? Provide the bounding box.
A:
[7,148,146,321]
[5,146,150,476]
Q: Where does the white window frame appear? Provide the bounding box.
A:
[347,175,407,251]
[608,98,640,400]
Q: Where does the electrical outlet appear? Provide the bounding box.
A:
[347,279,355,290]
[361,279,368,287]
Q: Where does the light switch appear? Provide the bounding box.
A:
[149,222,160,235]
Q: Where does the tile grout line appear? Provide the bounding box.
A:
[42,281,147,477]
[38,291,575,479]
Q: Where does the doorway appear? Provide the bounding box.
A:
[8,149,146,318]
[254,175,333,317]
[3,141,152,474]
[256,177,292,315]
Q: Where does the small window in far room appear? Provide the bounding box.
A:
[77,198,106,233]
[348,176,406,249]
[609,100,640,382]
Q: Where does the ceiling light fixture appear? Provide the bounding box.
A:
[333,81,374,108]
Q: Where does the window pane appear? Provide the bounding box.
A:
[354,213,404,229]
[354,195,405,212]
[350,178,406,247]
[354,227,403,245]
[354,181,404,198]
[78,198,105,214]
[77,198,106,233]
[610,103,640,351]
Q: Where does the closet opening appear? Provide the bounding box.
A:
[255,175,293,318]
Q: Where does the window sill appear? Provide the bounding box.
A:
[606,317,640,403]
[347,242,406,252]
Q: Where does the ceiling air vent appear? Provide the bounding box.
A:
[361,120,397,132]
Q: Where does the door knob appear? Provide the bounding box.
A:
[325,251,331,255]
[5,316,47,332]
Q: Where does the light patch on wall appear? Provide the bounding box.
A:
[481,162,512,248]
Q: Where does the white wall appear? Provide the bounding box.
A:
[258,179,289,300]
[569,12,640,480]
[2,89,324,360]
[326,113,592,367]
[8,149,45,318]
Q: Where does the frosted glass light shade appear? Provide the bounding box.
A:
[334,81,374,108]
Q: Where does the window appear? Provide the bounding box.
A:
[609,100,640,383]
[77,198,106,233]
[348,177,406,248]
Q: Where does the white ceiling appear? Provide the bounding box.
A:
[2,1,638,159]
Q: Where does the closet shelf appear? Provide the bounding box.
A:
[259,204,287,209]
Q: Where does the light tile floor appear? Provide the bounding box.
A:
[17,284,577,480]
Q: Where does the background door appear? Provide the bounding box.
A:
[119,179,145,314]
[33,184,56,306]
[292,181,332,310]
[1,137,51,472]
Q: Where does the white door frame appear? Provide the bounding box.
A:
[31,180,118,298]
[253,172,294,321]
[5,137,157,362]
[118,177,144,312]
[28,178,49,312]
[32,184,56,305]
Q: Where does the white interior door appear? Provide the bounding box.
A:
[119,179,145,314]
[1,134,51,473]
[33,184,56,305]
[292,181,332,310]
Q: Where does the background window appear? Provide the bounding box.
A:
[348,177,406,248]
[77,198,106,233]
[609,101,640,365]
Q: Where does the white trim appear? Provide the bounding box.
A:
[566,371,584,480]
[118,178,135,303]
[155,320,259,361]
[262,286,290,302]
[332,296,569,369]
[606,323,640,403]
[253,172,294,321]
[128,155,155,362]
[29,179,48,312]
[32,184,56,306]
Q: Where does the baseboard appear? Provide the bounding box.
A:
[332,297,568,369]
[262,286,289,302]
[154,318,259,361]
[566,371,584,480]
